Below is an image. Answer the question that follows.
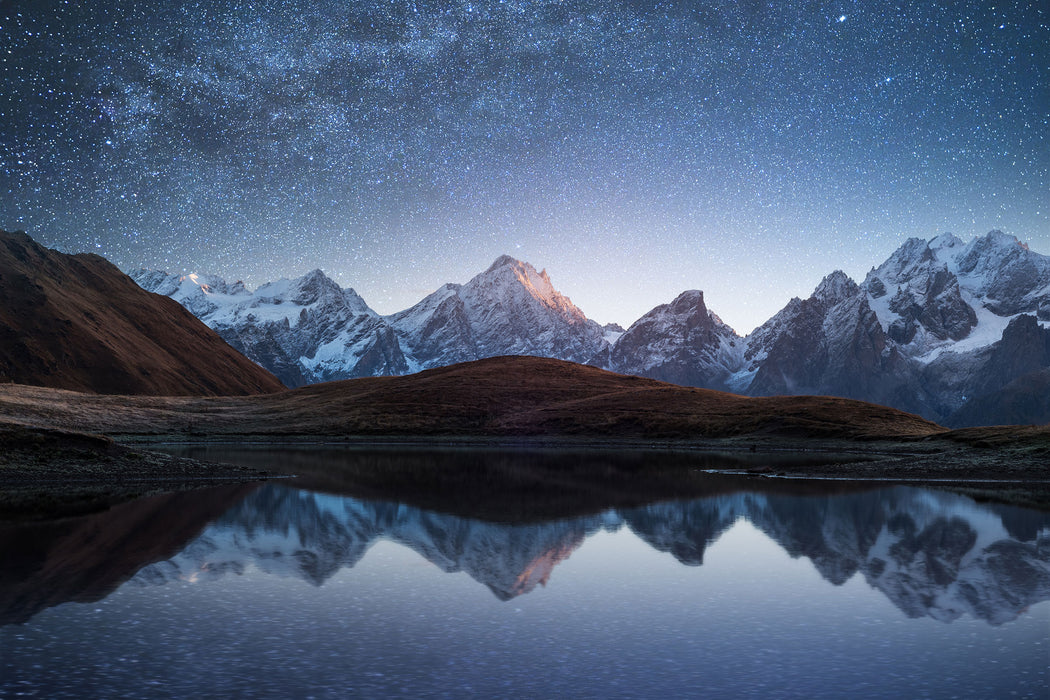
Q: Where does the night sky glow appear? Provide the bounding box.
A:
[2,1,1047,332]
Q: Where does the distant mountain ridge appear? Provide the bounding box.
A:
[133,230,1050,425]
[132,255,606,388]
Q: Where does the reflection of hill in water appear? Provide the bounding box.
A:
[0,484,259,626]
[2,484,1048,626]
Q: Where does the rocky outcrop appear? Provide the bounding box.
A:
[744,271,917,411]
[863,235,977,349]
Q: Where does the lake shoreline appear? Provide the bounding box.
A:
[0,424,278,521]
[4,422,1049,521]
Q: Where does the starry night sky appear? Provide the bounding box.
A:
[2,1,1047,332]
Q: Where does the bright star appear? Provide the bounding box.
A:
[838,15,847,22]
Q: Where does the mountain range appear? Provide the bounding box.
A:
[133,230,1050,426]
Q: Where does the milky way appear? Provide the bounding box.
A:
[2,1,1047,330]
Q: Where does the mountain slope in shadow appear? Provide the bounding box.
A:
[0,230,284,396]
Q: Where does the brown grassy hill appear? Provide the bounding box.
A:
[0,230,285,395]
[267,356,946,439]
[0,356,946,440]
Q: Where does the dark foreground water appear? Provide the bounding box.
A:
[1,450,1048,698]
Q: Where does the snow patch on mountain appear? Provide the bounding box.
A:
[602,323,626,345]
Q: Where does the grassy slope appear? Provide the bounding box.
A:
[0,230,284,396]
[0,356,946,440]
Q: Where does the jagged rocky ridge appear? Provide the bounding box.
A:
[133,231,1050,426]
[129,484,1050,626]
[593,290,743,391]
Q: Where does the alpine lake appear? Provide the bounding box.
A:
[2,445,1047,699]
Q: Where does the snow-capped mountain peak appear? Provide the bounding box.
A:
[466,256,583,319]
[870,238,936,286]
[602,288,743,390]
[813,270,859,306]
[929,231,964,253]
[486,254,520,272]
[390,255,607,369]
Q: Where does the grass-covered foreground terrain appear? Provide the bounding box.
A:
[1,357,1048,518]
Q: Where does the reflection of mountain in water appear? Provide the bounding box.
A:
[3,484,1048,627]
[135,486,621,601]
[625,492,1050,625]
[128,484,1050,625]
[0,484,258,626]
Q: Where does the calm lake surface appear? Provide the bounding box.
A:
[2,447,1048,699]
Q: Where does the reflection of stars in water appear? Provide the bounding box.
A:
[1,0,1046,332]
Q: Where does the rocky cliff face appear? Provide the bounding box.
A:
[743,271,919,412]
[955,230,1050,317]
[943,316,1050,426]
[947,367,1050,427]
[864,235,977,346]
